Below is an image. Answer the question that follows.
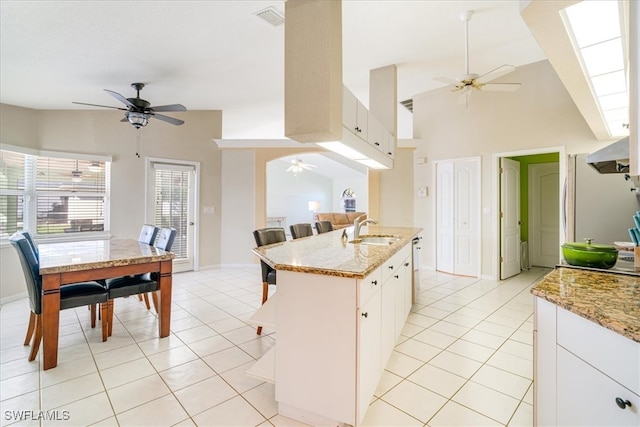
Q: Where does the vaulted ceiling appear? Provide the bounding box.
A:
[0,1,547,140]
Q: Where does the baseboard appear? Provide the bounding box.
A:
[0,291,27,306]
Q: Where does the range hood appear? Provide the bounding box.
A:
[586,136,630,174]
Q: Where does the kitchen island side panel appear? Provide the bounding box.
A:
[275,270,358,425]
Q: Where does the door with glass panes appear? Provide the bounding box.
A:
[146,159,197,272]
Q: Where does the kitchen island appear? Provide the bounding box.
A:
[250,225,421,426]
[531,267,640,426]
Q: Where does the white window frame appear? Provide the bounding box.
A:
[0,144,112,243]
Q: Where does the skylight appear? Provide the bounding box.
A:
[563,0,629,137]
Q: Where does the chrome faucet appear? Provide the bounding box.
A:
[353,214,378,240]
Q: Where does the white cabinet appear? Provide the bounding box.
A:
[367,111,395,159]
[534,296,640,426]
[357,289,381,420]
[343,86,368,141]
[557,347,639,426]
[384,130,395,159]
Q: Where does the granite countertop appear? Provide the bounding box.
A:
[39,238,175,274]
[532,267,640,343]
[252,225,422,279]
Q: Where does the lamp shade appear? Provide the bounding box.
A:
[308,201,320,211]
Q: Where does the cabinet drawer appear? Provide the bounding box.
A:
[381,245,410,283]
[557,347,640,426]
[358,268,381,307]
[557,306,640,395]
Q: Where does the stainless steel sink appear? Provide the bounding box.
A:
[348,235,401,246]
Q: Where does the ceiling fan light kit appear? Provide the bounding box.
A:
[73,82,187,129]
[126,111,149,129]
[434,10,521,105]
[286,158,317,174]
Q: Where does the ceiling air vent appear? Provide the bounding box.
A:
[255,6,285,27]
[400,99,413,113]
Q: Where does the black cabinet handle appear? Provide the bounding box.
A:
[371,280,378,286]
[404,262,409,267]
[394,274,399,279]
[388,265,394,270]
[374,142,380,146]
[361,312,368,318]
[615,397,632,409]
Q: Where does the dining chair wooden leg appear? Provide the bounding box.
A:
[24,311,36,346]
[29,314,42,362]
[256,282,269,335]
[90,304,97,328]
[107,300,114,337]
[100,303,108,342]
[142,293,151,309]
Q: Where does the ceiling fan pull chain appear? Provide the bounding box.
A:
[136,129,141,158]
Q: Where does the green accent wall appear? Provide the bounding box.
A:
[508,153,559,242]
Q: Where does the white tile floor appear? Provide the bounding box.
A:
[0,266,550,427]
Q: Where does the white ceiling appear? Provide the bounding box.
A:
[0,0,547,142]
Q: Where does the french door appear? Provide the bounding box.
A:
[146,158,198,272]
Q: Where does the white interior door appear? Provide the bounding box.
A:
[436,161,454,274]
[454,159,480,277]
[500,158,521,279]
[147,159,198,272]
[436,159,480,277]
[529,163,560,267]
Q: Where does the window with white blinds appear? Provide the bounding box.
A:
[0,148,110,239]
[153,163,192,259]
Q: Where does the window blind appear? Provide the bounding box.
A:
[0,148,109,238]
[153,165,191,259]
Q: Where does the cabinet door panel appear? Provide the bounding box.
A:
[557,347,640,426]
[357,293,381,422]
[557,306,640,395]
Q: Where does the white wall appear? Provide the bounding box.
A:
[412,60,611,279]
[220,150,255,265]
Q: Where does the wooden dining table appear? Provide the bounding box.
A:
[38,238,175,370]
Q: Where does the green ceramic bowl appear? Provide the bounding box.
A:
[562,241,618,269]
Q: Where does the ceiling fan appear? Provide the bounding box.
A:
[73,83,186,128]
[286,158,317,174]
[434,10,521,105]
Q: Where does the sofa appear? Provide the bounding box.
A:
[315,212,366,230]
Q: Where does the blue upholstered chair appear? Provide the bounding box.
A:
[252,227,286,335]
[10,232,109,361]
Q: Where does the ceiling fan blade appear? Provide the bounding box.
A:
[475,65,517,84]
[480,83,522,92]
[150,113,184,126]
[72,101,127,110]
[150,104,187,112]
[434,76,461,86]
[104,89,136,109]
